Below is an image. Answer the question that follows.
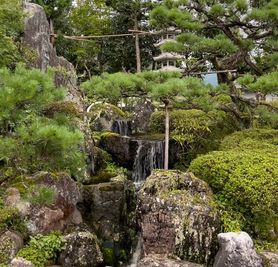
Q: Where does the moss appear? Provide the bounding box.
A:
[43,101,81,118]
[98,182,124,192]
[0,236,12,264]
[100,131,120,139]
[89,103,127,118]
[102,247,116,266]
[89,172,114,184]
[132,133,165,141]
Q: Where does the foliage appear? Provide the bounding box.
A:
[17,232,64,267]
[81,71,210,104]
[189,148,278,239]
[0,207,26,233]
[151,1,278,76]
[149,109,235,160]
[220,128,278,150]
[0,0,24,68]
[255,105,278,129]
[24,185,57,206]
[0,66,85,178]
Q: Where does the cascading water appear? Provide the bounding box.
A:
[112,119,131,136]
[127,235,143,267]
[132,139,164,186]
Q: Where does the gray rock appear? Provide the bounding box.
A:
[10,257,34,267]
[59,231,103,267]
[213,232,263,267]
[260,251,278,267]
[137,170,221,266]
[0,231,23,264]
[137,254,204,267]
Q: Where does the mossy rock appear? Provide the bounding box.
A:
[43,101,81,118]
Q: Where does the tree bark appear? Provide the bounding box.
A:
[164,101,169,170]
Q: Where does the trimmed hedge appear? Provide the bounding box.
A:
[189,148,278,238]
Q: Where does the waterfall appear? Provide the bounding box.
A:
[132,140,164,185]
[112,119,131,136]
[127,236,143,267]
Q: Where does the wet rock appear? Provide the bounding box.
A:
[100,134,137,169]
[260,251,278,267]
[10,257,34,267]
[213,232,263,267]
[59,231,103,267]
[81,176,136,263]
[5,172,82,234]
[0,231,23,264]
[137,170,221,266]
[138,255,204,267]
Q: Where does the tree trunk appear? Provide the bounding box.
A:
[164,102,169,170]
[134,16,141,73]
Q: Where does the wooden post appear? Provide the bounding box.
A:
[134,17,141,73]
[164,100,169,170]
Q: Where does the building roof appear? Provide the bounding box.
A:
[153,52,184,61]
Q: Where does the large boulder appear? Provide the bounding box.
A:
[138,255,204,267]
[213,232,263,267]
[137,170,221,266]
[0,231,23,265]
[81,176,136,264]
[5,172,82,234]
[59,231,103,267]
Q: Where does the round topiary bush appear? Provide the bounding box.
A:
[189,148,278,239]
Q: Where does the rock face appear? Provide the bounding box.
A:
[23,3,82,107]
[137,170,221,266]
[260,251,278,267]
[81,176,136,263]
[213,232,263,267]
[0,231,23,264]
[5,172,82,234]
[138,255,204,267]
[59,231,103,267]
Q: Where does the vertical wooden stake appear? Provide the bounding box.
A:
[134,16,141,73]
[164,101,169,170]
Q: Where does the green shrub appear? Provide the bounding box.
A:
[220,128,278,150]
[189,149,278,238]
[17,232,64,267]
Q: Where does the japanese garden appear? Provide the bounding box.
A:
[0,0,278,266]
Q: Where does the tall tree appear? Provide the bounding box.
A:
[150,0,278,127]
